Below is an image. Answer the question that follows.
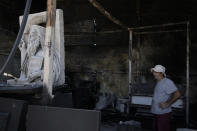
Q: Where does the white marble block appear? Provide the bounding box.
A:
[7,9,65,86]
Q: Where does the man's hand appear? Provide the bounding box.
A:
[159,102,169,109]
[159,90,181,109]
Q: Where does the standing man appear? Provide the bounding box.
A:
[151,65,181,131]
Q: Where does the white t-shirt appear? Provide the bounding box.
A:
[151,78,177,114]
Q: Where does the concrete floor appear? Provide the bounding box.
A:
[101,123,149,131]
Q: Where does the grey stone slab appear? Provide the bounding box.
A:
[0,112,9,131]
[0,97,27,131]
[27,105,101,131]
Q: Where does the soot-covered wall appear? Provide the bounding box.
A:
[65,20,197,102]
[0,0,197,102]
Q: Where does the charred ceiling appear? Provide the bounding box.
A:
[0,0,197,33]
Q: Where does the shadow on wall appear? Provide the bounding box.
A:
[66,45,129,98]
[0,31,20,82]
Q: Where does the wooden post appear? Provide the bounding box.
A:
[42,0,56,105]
[186,21,190,128]
[128,30,133,113]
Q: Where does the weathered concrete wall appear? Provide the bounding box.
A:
[65,20,197,100]
[132,33,187,84]
[65,42,129,97]
[65,20,130,97]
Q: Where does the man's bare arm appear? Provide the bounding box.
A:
[159,90,181,109]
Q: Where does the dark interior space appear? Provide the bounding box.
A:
[0,0,197,131]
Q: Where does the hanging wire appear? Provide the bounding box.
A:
[0,0,32,77]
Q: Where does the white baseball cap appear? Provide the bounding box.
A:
[151,65,166,77]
